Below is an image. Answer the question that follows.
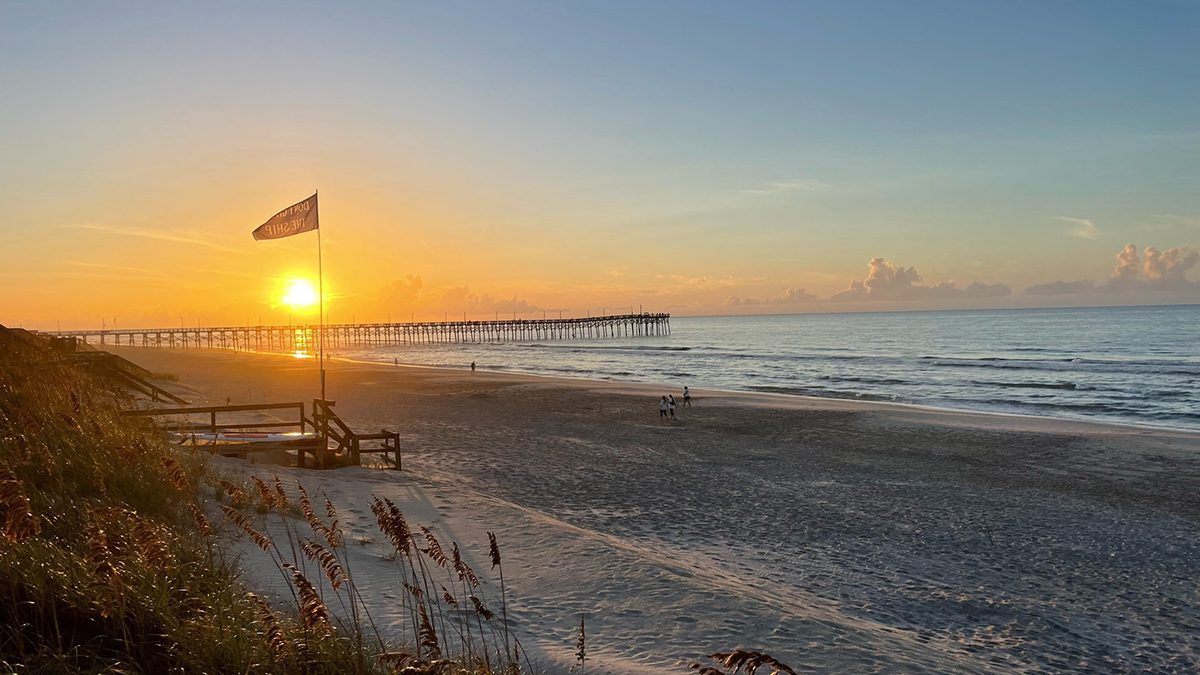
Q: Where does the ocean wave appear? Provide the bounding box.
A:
[971,380,1080,390]
[744,385,900,402]
[818,375,909,385]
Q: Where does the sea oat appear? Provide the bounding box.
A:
[371,496,412,555]
[217,479,248,508]
[418,604,441,659]
[190,503,212,537]
[220,504,271,552]
[161,455,190,491]
[285,564,331,633]
[247,592,288,657]
[251,476,277,510]
[300,539,347,590]
[0,465,39,543]
[451,543,480,589]
[421,526,449,567]
[469,595,494,621]
[272,475,290,510]
[487,531,501,569]
[703,649,797,675]
[299,484,340,547]
[131,517,173,569]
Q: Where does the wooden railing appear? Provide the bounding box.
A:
[310,399,402,470]
[123,401,308,433]
[122,399,401,470]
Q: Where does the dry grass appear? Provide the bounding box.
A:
[214,464,525,672]
[690,649,798,675]
[0,338,378,672]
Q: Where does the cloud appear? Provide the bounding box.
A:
[58,223,244,253]
[830,257,1010,301]
[1024,280,1096,296]
[656,274,749,289]
[1108,243,1197,290]
[733,178,831,195]
[1026,243,1198,296]
[440,286,539,315]
[1142,246,1199,284]
[1057,216,1099,240]
[724,287,817,306]
[1112,243,1140,282]
[380,275,424,307]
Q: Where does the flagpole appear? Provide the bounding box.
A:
[316,189,326,405]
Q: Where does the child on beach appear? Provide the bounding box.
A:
[668,394,677,418]
[659,395,669,419]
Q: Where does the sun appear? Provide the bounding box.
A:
[281,279,319,309]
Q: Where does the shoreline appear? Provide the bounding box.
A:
[174,344,1200,440]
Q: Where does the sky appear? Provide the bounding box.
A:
[1,0,1198,330]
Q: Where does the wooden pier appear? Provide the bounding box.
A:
[52,313,671,352]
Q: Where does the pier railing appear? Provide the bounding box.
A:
[48,313,671,351]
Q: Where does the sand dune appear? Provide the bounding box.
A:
[113,347,1200,673]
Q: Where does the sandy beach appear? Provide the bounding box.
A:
[110,346,1200,673]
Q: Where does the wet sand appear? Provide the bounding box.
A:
[111,346,1200,673]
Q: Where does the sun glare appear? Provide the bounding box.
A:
[282,279,319,309]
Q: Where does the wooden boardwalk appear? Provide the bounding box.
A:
[52,313,671,351]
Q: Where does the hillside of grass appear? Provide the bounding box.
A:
[0,335,384,673]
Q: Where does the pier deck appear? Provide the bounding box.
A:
[51,313,671,351]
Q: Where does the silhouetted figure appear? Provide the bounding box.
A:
[470,361,476,372]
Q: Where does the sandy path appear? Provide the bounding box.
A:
[114,347,1200,673]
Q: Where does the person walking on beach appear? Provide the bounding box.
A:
[470,361,476,372]
[659,395,669,419]
[682,385,691,407]
[668,394,677,419]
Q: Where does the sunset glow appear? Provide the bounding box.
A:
[281,280,319,310]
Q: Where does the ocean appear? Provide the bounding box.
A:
[338,304,1200,432]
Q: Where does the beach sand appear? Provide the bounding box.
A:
[109,346,1200,673]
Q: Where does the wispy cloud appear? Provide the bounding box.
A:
[1057,216,1099,240]
[733,178,831,195]
[58,224,244,254]
[185,267,271,280]
[66,261,155,273]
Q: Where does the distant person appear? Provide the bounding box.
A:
[668,394,677,418]
[682,386,691,407]
[393,357,398,366]
[659,395,669,419]
[470,360,476,372]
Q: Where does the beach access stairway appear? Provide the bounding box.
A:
[122,399,402,470]
[0,325,186,404]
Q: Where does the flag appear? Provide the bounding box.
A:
[252,193,319,240]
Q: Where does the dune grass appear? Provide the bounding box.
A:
[0,338,382,673]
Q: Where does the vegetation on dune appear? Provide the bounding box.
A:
[0,339,388,672]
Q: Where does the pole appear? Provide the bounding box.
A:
[316,190,326,405]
